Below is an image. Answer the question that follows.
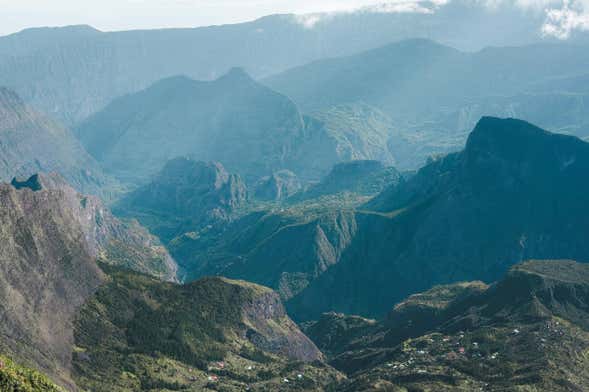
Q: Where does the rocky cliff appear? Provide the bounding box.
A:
[0,173,176,389]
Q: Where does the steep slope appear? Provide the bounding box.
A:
[115,158,247,241]
[0,4,553,125]
[265,40,589,168]
[0,88,114,198]
[170,204,371,303]
[73,265,342,392]
[75,70,306,184]
[286,117,589,319]
[0,173,176,389]
[317,260,589,391]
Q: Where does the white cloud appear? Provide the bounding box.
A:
[541,0,589,38]
[2,0,589,39]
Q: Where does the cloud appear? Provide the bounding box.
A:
[541,0,589,38]
[292,1,450,29]
[291,0,589,39]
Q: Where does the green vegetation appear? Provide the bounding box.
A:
[313,261,589,391]
[0,354,64,392]
[73,263,340,391]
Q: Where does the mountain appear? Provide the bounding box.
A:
[171,117,589,321]
[286,117,589,320]
[73,265,342,391]
[0,172,349,391]
[76,69,396,185]
[253,170,302,201]
[265,39,589,169]
[0,173,176,389]
[115,158,247,241]
[309,260,589,391]
[0,88,114,198]
[0,4,557,126]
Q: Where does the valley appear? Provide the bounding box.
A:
[2,3,589,391]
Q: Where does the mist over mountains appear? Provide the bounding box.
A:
[2,5,589,391]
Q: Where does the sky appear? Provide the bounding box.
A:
[1,0,588,38]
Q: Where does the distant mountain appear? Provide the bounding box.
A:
[76,69,396,185]
[310,260,589,391]
[73,265,341,391]
[0,173,176,388]
[296,160,400,201]
[115,158,247,241]
[265,40,589,169]
[0,4,557,125]
[0,88,115,198]
[254,170,302,201]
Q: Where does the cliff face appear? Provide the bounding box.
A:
[0,177,105,389]
[0,174,176,390]
[0,88,114,198]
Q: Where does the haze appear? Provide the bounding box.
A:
[2,0,589,38]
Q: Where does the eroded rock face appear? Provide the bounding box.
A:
[241,288,324,362]
[254,170,302,201]
[121,158,246,220]
[0,174,177,390]
[0,178,105,390]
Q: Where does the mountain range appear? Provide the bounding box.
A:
[76,69,399,185]
[0,172,343,391]
[2,9,589,391]
[167,117,589,321]
[0,3,568,126]
[266,39,589,169]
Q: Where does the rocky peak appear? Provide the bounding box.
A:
[254,170,302,201]
[464,116,589,173]
[117,158,247,239]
